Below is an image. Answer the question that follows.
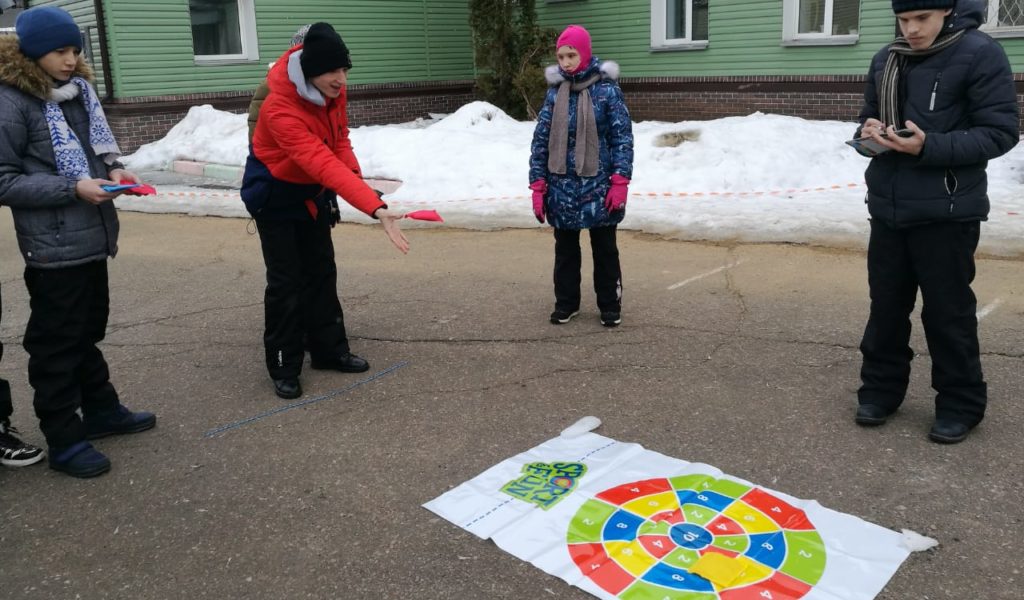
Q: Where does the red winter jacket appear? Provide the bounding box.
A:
[251,46,383,217]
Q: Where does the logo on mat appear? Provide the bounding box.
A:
[501,462,587,510]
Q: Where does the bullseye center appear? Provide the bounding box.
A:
[669,523,713,549]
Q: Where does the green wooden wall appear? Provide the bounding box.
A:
[92,0,474,97]
[536,0,1024,76]
[33,0,1024,99]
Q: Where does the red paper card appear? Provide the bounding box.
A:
[119,181,157,196]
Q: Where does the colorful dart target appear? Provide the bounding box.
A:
[567,474,827,600]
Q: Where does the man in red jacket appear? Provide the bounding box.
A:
[241,22,408,400]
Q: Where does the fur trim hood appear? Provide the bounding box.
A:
[0,36,93,99]
[546,60,620,86]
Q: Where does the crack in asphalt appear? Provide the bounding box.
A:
[102,302,263,335]
[683,252,748,365]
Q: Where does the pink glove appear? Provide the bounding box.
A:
[605,174,629,212]
[529,179,547,223]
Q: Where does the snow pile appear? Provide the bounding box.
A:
[119,101,1024,255]
[125,105,249,170]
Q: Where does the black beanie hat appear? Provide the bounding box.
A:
[892,0,956,13]
[300,22,352,78]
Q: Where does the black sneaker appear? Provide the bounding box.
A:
[550,309,579,324]
[0,420,46,468]
[600,311,621,327]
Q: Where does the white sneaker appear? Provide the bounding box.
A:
[0,421,45,467]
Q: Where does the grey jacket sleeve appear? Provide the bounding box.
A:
[105,161,126,179]
[0,106,78,209]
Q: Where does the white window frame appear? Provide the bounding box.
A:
[191,0,259,64]
[782,0,859,46]
[650,0,709,51]
[980,0,1024,37]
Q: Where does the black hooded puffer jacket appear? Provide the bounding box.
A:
[858,0,1019,228]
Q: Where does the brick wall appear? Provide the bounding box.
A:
[623,75,866,125]
[104,75,1024,154]
[105,82,477,154]
[108,109,203,155]
[346,84,477,128]
[621,74,1024,129]
[626,90,865,123]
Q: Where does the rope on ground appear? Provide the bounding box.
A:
[202,361,409,438]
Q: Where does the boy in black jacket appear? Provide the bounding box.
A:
[853,0,1018,443]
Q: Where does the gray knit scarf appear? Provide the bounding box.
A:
[879,28,965,127]
[548,73,601,177]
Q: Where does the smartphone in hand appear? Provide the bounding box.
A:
[846,128,914,156]
[884,128,914,138]
[846,137,889,156]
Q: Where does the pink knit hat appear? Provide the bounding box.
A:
[556,25,592,73]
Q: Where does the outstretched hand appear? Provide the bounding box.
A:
[374,208,410,254]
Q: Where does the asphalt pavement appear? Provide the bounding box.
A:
[0,195,1021,599]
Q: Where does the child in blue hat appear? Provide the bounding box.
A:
[0,6,157,477]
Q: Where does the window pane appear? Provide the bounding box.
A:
[666,0,686,39]
[693,0,709,41]
[190,0,242,56]
[999,0,1024,26]
[666,0,707,40]
[832,0,860,34]
[799,0,825,34]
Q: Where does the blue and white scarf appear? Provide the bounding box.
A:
[43,77,120,180]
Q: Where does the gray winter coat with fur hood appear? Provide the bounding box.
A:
[0,36,120,269]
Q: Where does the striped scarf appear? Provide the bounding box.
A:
[879,29,965,127]
[43,77,120,181]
